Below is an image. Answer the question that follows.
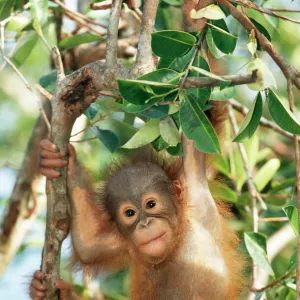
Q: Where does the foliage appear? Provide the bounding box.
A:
[0,0,299,299]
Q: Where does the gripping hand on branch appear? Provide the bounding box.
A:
[29,271,82,300]
[39,139,75,179]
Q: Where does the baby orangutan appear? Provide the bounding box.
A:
[30,137,244,300]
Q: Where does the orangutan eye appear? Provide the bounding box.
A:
[146,200,156,209]
[125,209,136,217]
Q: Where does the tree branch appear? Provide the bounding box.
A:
[217,0,300,90]
[183,69,258,88]
[252,266,296,293]
[229,0,300,25]
[52,0,108,29]
[247,224,295,299]
[0,100,51,277]
[52,46,65,82]
[228,104,267,291]
[130,0,160,76]
[267,8,300,13]
[74,36,138,68]
[286,80,300,298]
[106,0,123,67]
[91,1,112,10]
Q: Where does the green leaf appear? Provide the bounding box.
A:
[0,0,16,21]
[249,18,271,51]
[253,158,280,192]
[210,86,236,100]
[255,148,273,163]
[118,69,180,105]
[122,119,160,149]
[58,33,105,51]
[185,54,212,109]
[6,15,30,33]
[247,31,257,57]
[167,143,183,156]
[268,89,300,135]
[152,136,169,152]
[233,93,263,142]
[247,58,277,91]
[283,206,298,235]
[206,28,225,59]
[212,155,231,178]
[288,250,297,270]
[30,0,48,35]
[209,180,238,203]
[168,104,180,115]
[190,66,230,82]
[158,48,194,72]
[139,68,182,94]
[160,117,180,146]
[180,91,221,154]
[151,30,196,58]
[161,0,183,6]
[12,32,39,67]
[97,118,137,147]
[39,71,57,93]
[140,105,169,119]
[84,103,100,120]
[244,232,274,276]
[190,4,226,20]
[269,178,296,194]
[92,127,120,153]
[254,292,265,300]
[209,20,237,54]
[123,101,155,113]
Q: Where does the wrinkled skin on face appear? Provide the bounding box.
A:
[105,162,181,263]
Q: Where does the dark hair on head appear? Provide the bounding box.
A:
[98,148,182,218]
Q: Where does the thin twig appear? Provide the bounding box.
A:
[124,3,142,23]
[99,91,122,99]
[230,0,300,25]
[71,114,107,137]
[0,161,19,170]
[1,54,51,132]
[0,23,50,131]
[267,8,300,13]
[252,266,296,293]
[218,0,300,90]
[0,32,26,71]
[0,24,4,53]
[35,84,53,101]
[52,0,108,29]
[106,0,123,66]
[70,137,97,143]
[125,0,143,23]
[90,1,112,10]
[64,11,106,36]
[229,99,300,143]
[39,33,52,52]
[180,28,207,89]
[228,104,264,288]
[52,46,65,82]
[259,217,288,223]
[287,79,300,298]
[261,194,291,200]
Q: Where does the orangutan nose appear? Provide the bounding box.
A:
[139,217,154,228]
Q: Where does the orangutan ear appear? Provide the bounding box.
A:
[173,180,184,201]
